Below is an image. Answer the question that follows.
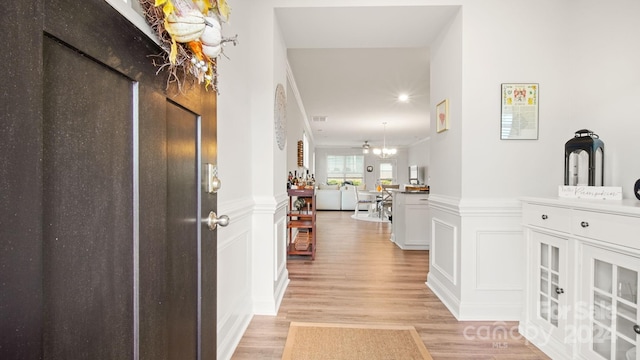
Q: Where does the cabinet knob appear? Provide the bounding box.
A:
[580,221,589,228]
[541,214,548,220]
[634,325,640,334]
[555,287,565,295]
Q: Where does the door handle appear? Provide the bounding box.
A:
[205,211,229,231]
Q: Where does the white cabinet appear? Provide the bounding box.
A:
[521,198,640,360]
[391,192,429,250]
[580,245,639,360]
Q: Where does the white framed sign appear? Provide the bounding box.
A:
[558,185,622,200]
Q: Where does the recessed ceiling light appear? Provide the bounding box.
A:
[398,94,410,103]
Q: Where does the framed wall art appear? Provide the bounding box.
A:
[501,83,539,140]
[436,99,449,133]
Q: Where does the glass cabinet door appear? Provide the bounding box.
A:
[582,246,639,360]
[534,231,567,333]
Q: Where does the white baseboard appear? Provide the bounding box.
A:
[428,270,521,321]
[274,273,290,312]
[458,301,521,321]
[397,243,429,250]
[217,312,253,360]
[253,276,290,315]
[426,274,461,319]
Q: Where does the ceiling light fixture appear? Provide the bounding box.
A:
[362,141,370,154]
[398,93,410,103]
[372,122,397,158]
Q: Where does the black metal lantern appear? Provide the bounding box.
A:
[564,129,604,186]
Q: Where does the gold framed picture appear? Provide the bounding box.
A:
[436,99,449,133]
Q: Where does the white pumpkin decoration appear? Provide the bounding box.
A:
[201,16,222,47]
[202,44,222,58]
[164,9,206,43]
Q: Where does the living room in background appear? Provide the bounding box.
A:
[326,155,364,185]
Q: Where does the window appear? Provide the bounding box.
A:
[303,131,309,169]
[326,155,364,185]
[378,161,396,185]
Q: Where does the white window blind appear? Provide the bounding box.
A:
[380,163,393,179]
[326,155,364,184]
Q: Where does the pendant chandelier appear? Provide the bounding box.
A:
[372,122,397,158]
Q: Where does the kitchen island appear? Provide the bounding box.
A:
[390,191,430,250]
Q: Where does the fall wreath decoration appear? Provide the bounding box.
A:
[139,0,238,93]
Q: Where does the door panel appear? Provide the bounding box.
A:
[42,36,134,360]
[138,90,170,360]
[166,102,199,359]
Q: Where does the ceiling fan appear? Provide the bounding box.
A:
[352,140,371,153]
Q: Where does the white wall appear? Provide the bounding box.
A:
[273,21,289,196]
[460,1,573,199]
[429,6,463,199]
[247,0,290,318]
[286,78,316,180]
[215,0,287,358]
[407,138,430,184]
[457,0,640,200]
[215,1,255,359]
[426,6,465,312]
[569,0,640,198]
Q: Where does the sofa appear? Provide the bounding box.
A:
[315,184,367,211]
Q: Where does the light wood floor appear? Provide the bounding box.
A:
[231,211,549,359]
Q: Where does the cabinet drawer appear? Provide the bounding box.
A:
[288,188,314,197]
[572,210,640,250]
[404,195,429,205]
[523,203,572,233]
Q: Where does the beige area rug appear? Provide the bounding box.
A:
[282,322,433,360]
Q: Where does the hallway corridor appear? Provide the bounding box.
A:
[231,211,547,359]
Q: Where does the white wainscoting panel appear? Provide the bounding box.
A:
[216,197,254,360]
[274,217,286,282]
[425,195,462,319]
[427,195,525,321]
[475,230,524,290]
[251,195,289,315]
[456,198,524,320]
[431,218,457,285]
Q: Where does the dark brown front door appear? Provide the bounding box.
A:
[1,1,217,359]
